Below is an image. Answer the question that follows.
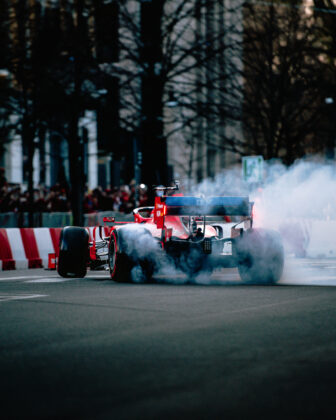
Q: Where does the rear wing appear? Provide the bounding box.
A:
[162,196,252,217]
[153,195,252,228]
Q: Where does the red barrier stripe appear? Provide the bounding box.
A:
[0,228,15,270]
[20,228,42,269]
[49,228,62,256]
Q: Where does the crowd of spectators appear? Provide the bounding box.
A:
[0,168,150,214]
[83,182,150,213]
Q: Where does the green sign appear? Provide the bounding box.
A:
[242,155,264,183]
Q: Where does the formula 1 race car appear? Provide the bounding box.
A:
[57,184,284,284]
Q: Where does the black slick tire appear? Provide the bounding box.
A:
[235,228,284,284]
[108,230,133,282]
[57,227,89,278]
[108,228,155,283]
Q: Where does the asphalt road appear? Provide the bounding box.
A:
[1,259,336,419]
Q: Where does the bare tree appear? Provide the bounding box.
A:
[3,0,111,225]
[0,0,12,158]
[312,0,336,159]
[101,0,244,188]
[241,0,327,164]
[5,0,43,226]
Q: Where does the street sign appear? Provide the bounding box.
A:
[242,155,264,183]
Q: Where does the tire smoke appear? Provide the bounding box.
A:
[115,224,184,283]
[118,158,336,284]
[186,156,336,263]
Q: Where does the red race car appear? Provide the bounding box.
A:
[57,183,284,284]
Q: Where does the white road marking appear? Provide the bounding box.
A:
[0,273,107,282]
[280,277,336,287]
[0,294,47,302]
[309,275,336,280]
[89,274,108,278]
[25,278,72,283]
[0,275,51,281]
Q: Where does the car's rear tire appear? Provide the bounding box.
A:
[235,228,284,284]
[108,230,133,282]
[57,227,89,278]
[174,245,211,281]
[108,228,155,283]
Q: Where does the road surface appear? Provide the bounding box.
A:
[1,258,336,419]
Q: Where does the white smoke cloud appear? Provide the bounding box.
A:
[188,165,248,197]
[117,224,159,260]
[118,158,336,285]
[116,223,213,284]
[251,158,336,229]
[185,156,336,261]
[185,157,336,228]
[116,223,186,283]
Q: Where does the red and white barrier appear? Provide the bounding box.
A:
[0,228,15,270]
[0,228,62,270]
[0,226,110,271]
